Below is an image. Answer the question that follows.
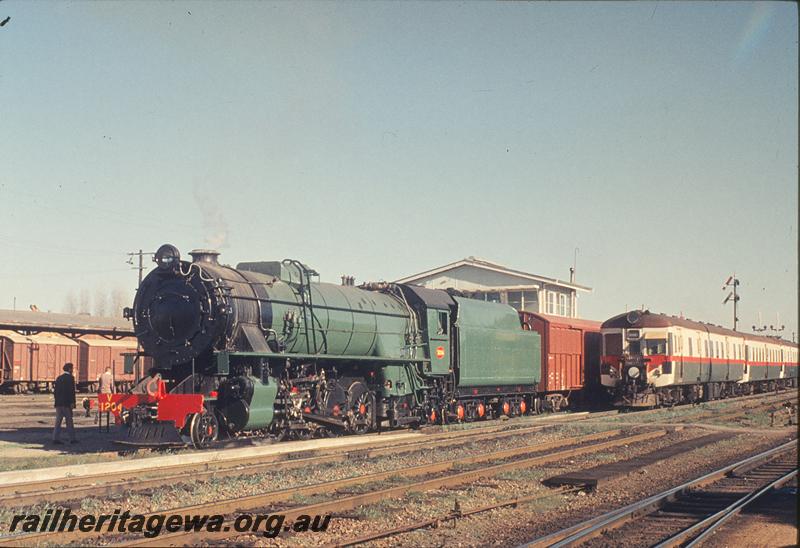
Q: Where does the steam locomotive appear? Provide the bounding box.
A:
[104,245,540,447]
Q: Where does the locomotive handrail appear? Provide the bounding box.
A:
[282,259,325,354]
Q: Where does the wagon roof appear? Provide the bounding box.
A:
[77,337,138,348]
[0,330,79,345]
[520,311,602,332]
[0,309,133,337]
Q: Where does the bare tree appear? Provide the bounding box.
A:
[94,287,108,317]
[63,291,78,314]
[110,286,130,318]
[78,288,91,315]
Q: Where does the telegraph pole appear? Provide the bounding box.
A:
[722,274,740,331]
[127,249,154,289]
[127,249,154,383]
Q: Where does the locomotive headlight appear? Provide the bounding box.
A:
[154,244,181,270]
[627,366,641,379]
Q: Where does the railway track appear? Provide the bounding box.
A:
[522,439,797,548]
[0,412,605,506]
[0,428,666,546]
[0,391,790,507]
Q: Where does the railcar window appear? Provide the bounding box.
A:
[645,338,667,355]
[604,333,623,355]
[688,338,693,356]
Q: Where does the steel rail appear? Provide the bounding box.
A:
[0,429,664,547]
[0,419,595,506]
[658,467,797,548]
[0,390,787,506]
[664,397,798,426]
[0,410,593,498]
[116,430,664,547]
[521,439,797,548]
[329,487,582,548]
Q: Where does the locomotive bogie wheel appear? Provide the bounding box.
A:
[189,411,220,449]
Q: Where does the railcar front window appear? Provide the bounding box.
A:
[604,333,623,355]
[644,339,667,355]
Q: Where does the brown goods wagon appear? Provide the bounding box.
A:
[0,330,80,393]
[519,312,602,409]
[77,336,139,391]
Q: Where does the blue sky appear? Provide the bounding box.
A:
[1,2,797,338]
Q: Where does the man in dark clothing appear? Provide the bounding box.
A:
[53,363,78,444]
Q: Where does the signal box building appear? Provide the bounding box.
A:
[395,257,591,319]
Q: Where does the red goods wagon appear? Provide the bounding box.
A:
[0,330,80,393]
[77,336,139,391]
[519,312,602,410]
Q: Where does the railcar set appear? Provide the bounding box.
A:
[88,244,797,448]
[600,310,798,407]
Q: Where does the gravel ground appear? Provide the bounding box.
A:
[0,421,623,528]
[220,427,758,547]
[0,391,795,546]
[221,427,797,548]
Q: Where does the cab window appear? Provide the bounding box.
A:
[437,312,448,335]
[644,338,667,355]
[604,333,623,355]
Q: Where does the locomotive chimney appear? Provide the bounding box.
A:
[189,249,220,265]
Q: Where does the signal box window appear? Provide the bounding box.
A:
[507,291,522,311]
[522,291,538,312]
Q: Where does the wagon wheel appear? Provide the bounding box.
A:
[346,381,375,435]
[190,411,219,449]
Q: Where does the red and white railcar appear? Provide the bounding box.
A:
[600,310,798,407]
